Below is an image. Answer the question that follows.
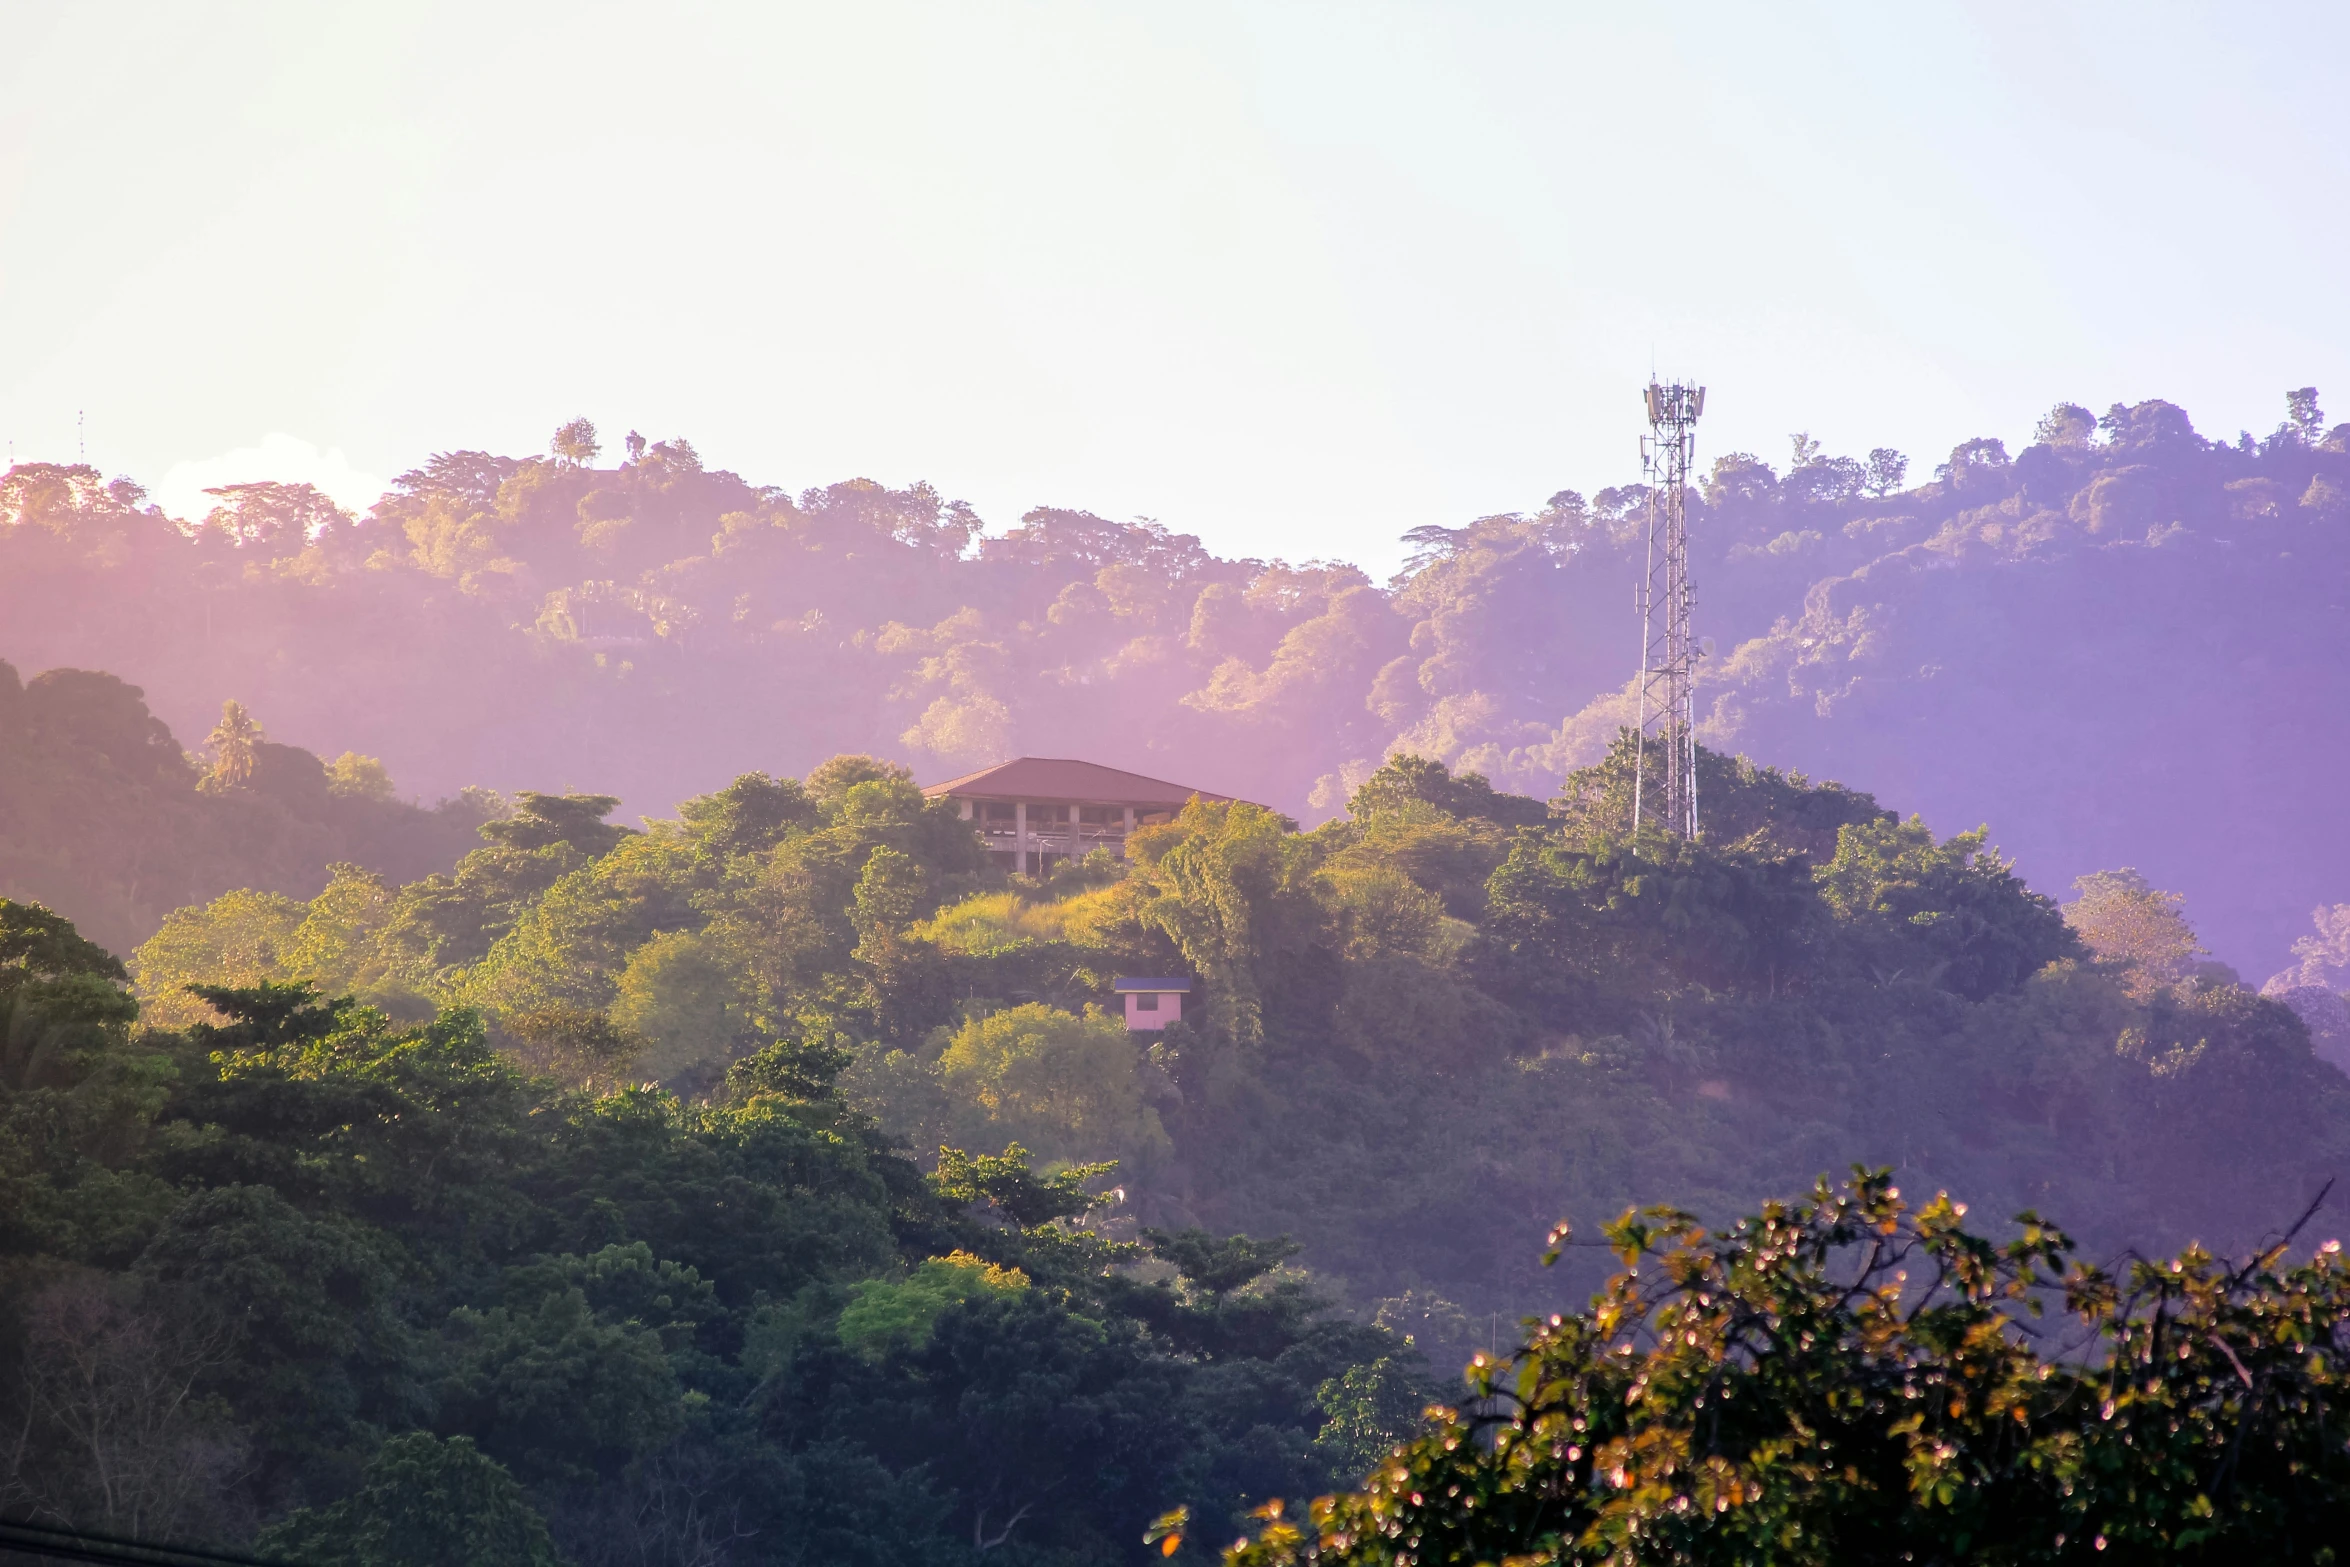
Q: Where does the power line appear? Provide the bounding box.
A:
[1632,379,1704,838]
[0,1516,299,1567]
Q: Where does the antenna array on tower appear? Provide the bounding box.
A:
[1633,379,1705,838]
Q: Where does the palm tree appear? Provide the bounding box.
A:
[206,700,264,789]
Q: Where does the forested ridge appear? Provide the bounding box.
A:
[9,715,2350,1560]
[0,661,497,957]
[7,392,2350,1563]
[3,390,2346,972]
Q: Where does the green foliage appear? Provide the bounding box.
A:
[132,888,310,1026]
[725,1030,856,1103]
[1311,1357,1424,1479]
[933,1141,1119,1228]
[2,898,129,984]
[497,1004,643,1090]
[479,791,634,858]
[2068,866,2207,994]
[1137,798,1329,1046]
[1484,827,1822,1002]
[1230,1172,2350,1566]
[1815,815,2079,998]
[1553,730,1886,860]
[805,753,914,811]
[6,388,2346,1000]
[1348,754,1549,830]
[325,750,398,802]
[9,661,2350,1566]
[257,1432,561,1567]
[609,927,755,1083]
[1142,1227,1300,1296]
[936,1002,1171,1166]
[2,897,1393,1563]
[0,661,488,957]
[0,899,166,1260]
[436,1270,688,1481]
[836,1251,1029,1359]
[676,770,818,859]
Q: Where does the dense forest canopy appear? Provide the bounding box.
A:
[8,724,2350,1562]
[17,2,2350,1554]
[3,390,2346,975]
[7,390,2350,1564]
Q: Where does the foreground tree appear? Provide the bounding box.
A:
[257,1432,560,1567]
[1219,1171,2350,1565]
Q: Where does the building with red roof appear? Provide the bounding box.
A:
[921,757,1241,874]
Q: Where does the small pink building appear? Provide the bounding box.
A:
[1112,977,1192,1031]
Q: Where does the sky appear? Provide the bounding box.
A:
[3,2,2347,574]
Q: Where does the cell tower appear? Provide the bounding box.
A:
[1632,378,1705,837]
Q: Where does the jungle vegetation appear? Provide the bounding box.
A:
[8,723,2350,1562]
[3,390,2346,970]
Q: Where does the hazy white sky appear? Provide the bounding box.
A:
[3,1,2345,570]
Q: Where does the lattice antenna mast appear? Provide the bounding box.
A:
[1632,379,1704,837]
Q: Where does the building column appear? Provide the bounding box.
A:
[1121,805,1135,858]
[1014,801,1029,875]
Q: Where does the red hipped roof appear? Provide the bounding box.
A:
[920,757,1240,808]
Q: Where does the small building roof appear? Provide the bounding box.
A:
[921,757,1239,808]
[1112,977,1194,992]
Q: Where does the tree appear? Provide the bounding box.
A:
[550,418,601,469]
[131,887,308,1027]
[850,847,925,964]
[500,1004,643,1090]
[1786,454,1865,506]
[1311,1357,1423,1477]
[806,753,915,813]
[676,771,818,859]
[1935,436,2011,489]
[2284,386,2325,444]
[5,1270,243,1542]
[1225,1171,2350,1566]
[1862,446,1908,496]
[1135,799,1325,1047]
[197,482,352,550]
[0,899,126,990]
[931,1142,1118,1229]
[2032,402,2096,447]
[609,929,753,1083]
[1140,1227,1299,1296]
[2066,867,2203,994]
[1814,815,2077,999]
[1347,753,1548,829]
[202,699,263,791]
[1787,432,1823,468]
[836,1251,1029,1360]
[2277,902,2350,990]
[1704,453,1779,508]
[257,1433,561,1567]
[1482,826,1821,1001]
[325,751,397,801]
[387,450,520,509]
[477,791,631,857]
[936,1003,1168,1166]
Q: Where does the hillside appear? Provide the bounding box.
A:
[0,660,495,955]
[10,733,2349,1559]
[118,745,2350,1310]
[2,392,2344,976]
